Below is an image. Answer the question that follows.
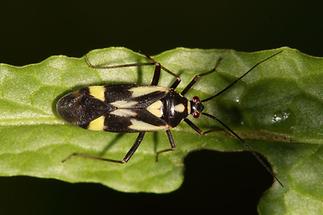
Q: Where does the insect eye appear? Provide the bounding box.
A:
[192,96,200,103]
[192,111,200,118]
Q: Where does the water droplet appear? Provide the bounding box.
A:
[272,112,290,123]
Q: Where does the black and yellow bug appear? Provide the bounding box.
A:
[57,51,283,185]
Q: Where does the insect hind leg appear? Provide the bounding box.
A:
[156,130,176,162]
[62,132,146,164]
[144,55,181,89]
[85,53,181,88]
[85,54,156,70]
[61,152,125,164]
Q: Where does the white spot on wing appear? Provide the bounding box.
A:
[111,100,138,108]
[110,109,137,117]
[129,86,168,97]
[129,119,167,131]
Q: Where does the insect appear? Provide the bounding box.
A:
[58,50,283,185]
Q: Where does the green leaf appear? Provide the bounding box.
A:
[0,47,322,214]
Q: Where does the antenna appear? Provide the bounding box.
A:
[202,50,284,187]
[202,50,283,102]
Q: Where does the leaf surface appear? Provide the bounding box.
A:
[0,47,322,214]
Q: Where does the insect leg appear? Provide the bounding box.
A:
[61,152,125,164]
[183,118,203,134]
[150,63,161,86]
[85,54,156,69]
[156,130,176,161]
[122,132,146,163]
[144,55,182,89]
[181,57,222,95]
[184,114,242,140]
[85,54,181,88]
[62,132,146,164]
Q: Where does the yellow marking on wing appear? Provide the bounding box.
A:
[174,103,185,113]
[88,116,105,131]
[111,100,138,108]
[147,100,163,117]
[129,86,168,97]
[129,119,167,131]
[89,86,105,101]
[110,109,137,117]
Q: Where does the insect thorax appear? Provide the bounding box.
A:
[160,90,189,127]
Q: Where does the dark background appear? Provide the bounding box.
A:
[0,0,322,214]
